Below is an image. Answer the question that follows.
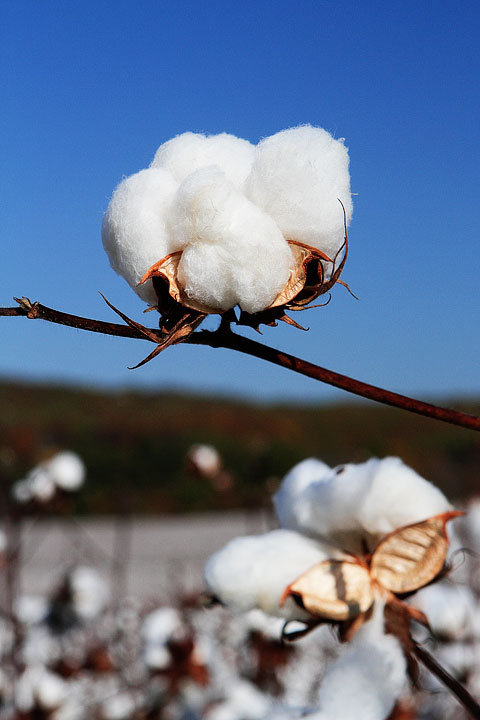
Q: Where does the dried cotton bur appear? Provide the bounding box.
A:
[102,126,353,366]
[205,457,471,718]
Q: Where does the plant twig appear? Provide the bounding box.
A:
[414,642,480,719]
[2,298,479,432]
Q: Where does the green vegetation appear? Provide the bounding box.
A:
[0,379,478,515]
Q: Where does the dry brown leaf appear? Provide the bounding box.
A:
[281,559,374,621]
[139,253,219,315]
[370,511,463,594]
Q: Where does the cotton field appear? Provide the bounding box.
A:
[1,453,480,719]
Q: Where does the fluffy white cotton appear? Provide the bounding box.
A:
[356,457,452,538]
[103,126,352,314]
[313,603,406,720]
[246,125,352,259]
[412,583,476,640]
[274,458,331,531]
[142,607,184,643]
[204,529,341,620]
[102,167,179,305]
[186,444,222,478]
[47,452,85,491]
[275,456,452,552]
[172,167,293,313]
[151,132,255,189]
[69,566,109,621]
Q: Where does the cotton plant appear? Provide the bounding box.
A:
[11,451,86,508]
[102,126,353,366]
[205,456,465,719]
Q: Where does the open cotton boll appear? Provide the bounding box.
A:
[274,458,331,531]
[69,566,109,621]
[151,132,255,189]
[102,167,179,305]
[171,167,293,313]
[357,457,452,539]
[46,451,85,492]
[246,125,352,259]
[313,603,406,720]
[204,528,341,620]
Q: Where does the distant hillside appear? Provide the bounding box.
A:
[0,379,478,514]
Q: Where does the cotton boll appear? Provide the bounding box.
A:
[151,132,255,189]
[34,671,67,712]
[46,452,85,492]
[246,125,352,259]
[357,457,453,539]
[69,566,109,621]
[204,529,342,620]
[29,467,56,503]
[314,604,406,720]
[102,167,179,304]
[274,458,331,531]
[171,167,293,313]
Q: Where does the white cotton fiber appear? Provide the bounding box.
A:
[412,583,476,640]
[171,167,293,313]
[46,451,85,491]
[151,132,255,189]
[275,456,452,553]
[314,603,406,720]
[274,458,331,532]
[103,126,353,313]
[357,456,452,538]
[245,125,352,259]
[102,167,179,305]
[204,529,341,620]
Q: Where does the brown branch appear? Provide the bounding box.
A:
[2,298,479,432]
[414,642,480,719]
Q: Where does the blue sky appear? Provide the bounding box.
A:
[2,0,479,403]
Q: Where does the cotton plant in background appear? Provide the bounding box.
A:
[205,456,463,719]
[102,126,352,365]
[11,450,86,508]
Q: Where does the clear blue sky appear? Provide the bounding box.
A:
[2,0,479,403]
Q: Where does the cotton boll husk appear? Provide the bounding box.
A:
[246,125,352,259]
[313,602,407,720]
[171,167,293,313]
[357,456,453,540]
[151,132,255,189]
[204,529,342,620]
[411,583,476,640]
[102,167,179,305]
[46,451,85,492]
[274,458,331,531]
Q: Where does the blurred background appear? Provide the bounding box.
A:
[1,1,480,717]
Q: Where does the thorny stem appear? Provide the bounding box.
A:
[2,298,479,432]
[414,642,480,719]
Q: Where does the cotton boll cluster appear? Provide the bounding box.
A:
[11,451,86,508]
[103,126,351,315]
[205,529,343,620]
[274,455,452,552]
